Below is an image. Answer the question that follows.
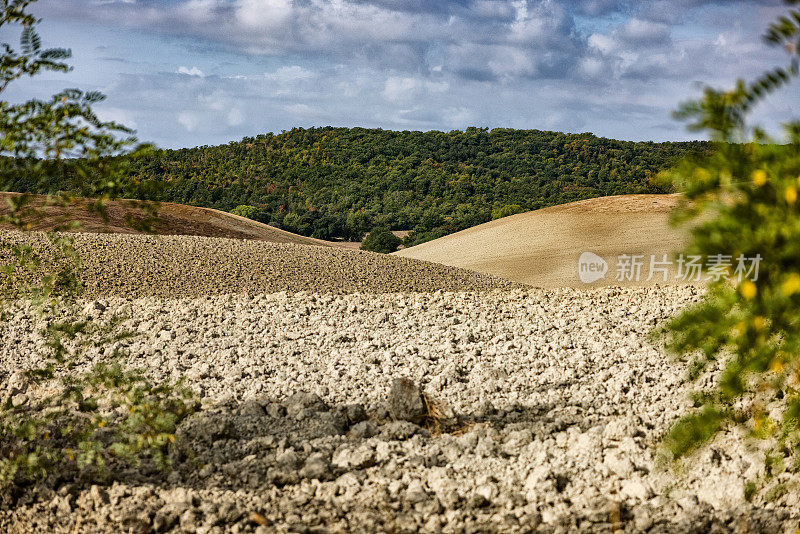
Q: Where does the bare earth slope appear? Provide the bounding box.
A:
[0,192,338,247]
[396,194,688,288]
[0,231,521,297]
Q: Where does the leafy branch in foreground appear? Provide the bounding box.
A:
[0,0,193,493]
[661,0,800,488]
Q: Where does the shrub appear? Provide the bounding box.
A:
[360,226,402,253]
[491,204,525,220]
[661,0,800,480]
[0,0,194,491]
[230,204,262,220]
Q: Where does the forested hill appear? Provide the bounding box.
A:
[127,127,708,244]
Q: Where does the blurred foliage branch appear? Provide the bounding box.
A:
[662,0,800,492]
[0,0,193,493]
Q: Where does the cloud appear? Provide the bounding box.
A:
[19,0,798,150]
[177,65,205,77]
[95,106,137,129]
[382,76,449,103]
[227,108,245,126]
[616,18,670,46]
[43,0,586,82]
[575,0,622,17]
[177,111,200,132]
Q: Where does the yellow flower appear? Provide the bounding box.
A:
[752,170,768,186]
[740,280,757,300]
[769,359,784,373]
[782,273,800,296]
[754,316,766,330]
[787,186,798,205]
[733,320,746,335]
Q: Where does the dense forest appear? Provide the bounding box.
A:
[10,127,710,244]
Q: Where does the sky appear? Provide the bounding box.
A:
[4,0,798,149]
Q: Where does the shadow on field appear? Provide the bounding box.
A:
[3,395,797,533]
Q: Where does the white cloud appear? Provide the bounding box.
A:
[177,65,205,77]
[177,0,219,24]
[95,107,138,129]
[26,0,799,149]
[443,107,477,127]
[234,0,293,30]
[227,108,245,126]
[588,33,616,55]
[487,46,538,78]
[617,18,670,44]
[382,76,448,103]
[470,1,516,20]
[197,89,229,111]
[177,111,200,131]
[579,57,606,78]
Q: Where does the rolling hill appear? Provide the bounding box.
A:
[5,128,707,245]
[0,192,340,247]
[395,194,691,288]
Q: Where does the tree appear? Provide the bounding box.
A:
[491,204,525,220]
[230,204,262,220]
[0,0,193,490]
[660,0,800,494]
[33,125,705,244]
[360,226,402,253]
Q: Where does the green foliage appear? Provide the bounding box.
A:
[662,406,729,460]
[82,126,708,246]
[0,0,194,491]
[491,204,525,220]
[744,480,758,501]
[0,0,71,94]
[230,204,262,220]
[662,1,800,474]
[360,226,402,254]
[0,318,196,487]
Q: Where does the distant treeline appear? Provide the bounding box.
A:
[8,127,710,244]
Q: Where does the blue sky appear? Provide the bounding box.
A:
[4,0,797,148]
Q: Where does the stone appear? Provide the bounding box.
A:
[349,420,379,439]
[332,444,375,470]
[341,404,368,425]
[153,502,190,532]
[300,453,331,480]
[475,484,497,504]
[265,402,286,418]
[276,449,300,469]
[6,371,28,395]
[161,488,198,506]
[240,400,265,417]
[406,480,428,503]
[380,420,427,441]
[604,450,634,478]
[284,392,327,416]
[621,479,651,501]
[387,377,427,424]
[89,485,110,508]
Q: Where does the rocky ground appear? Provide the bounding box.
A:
[1,282,798,533]
[0,231,520,296]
